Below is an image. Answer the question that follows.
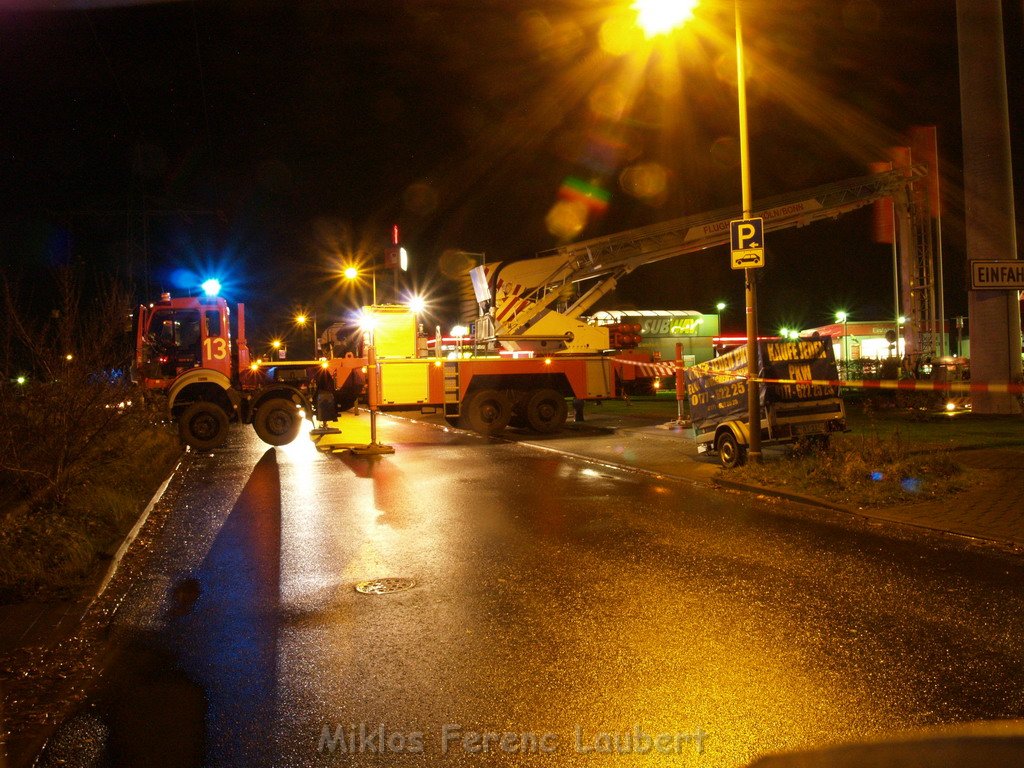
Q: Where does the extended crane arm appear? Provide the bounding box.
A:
[470,164,927,352]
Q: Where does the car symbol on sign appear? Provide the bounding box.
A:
[734,254,762,265]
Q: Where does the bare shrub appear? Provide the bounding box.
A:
[0,268,180,596]
[0,269,145,513]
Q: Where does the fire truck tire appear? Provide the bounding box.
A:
[525,388,568,433]
[460,389,512,435]
[179,402,230,450]
[253,398,302,446]
[716,430,746,469]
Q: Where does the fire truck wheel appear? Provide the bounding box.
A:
[253,399,302,446]
[460,388,512,435]
[716,430,746,469]
[525,388,568,433]
[179,402,229,450]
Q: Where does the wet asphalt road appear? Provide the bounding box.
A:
[41,417,1024,767]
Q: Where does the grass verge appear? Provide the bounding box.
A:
[586,392,1018,507]
[0,417,181,602]
[729,431,975,507]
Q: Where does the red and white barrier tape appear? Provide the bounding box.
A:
[754,377,1024,394]
[610,358,677,378]
[614,358,1024,394]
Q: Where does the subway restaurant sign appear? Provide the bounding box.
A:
[637,317,703,336]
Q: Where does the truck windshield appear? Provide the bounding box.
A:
[151,309,201,353]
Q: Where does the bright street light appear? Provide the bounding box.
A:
[343,264,377,305]
[632,0,698,36]
[836,311,850,363]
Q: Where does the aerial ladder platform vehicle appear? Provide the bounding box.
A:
[323,304,634,436]
[466,164,933,358]
[133,293,315,450]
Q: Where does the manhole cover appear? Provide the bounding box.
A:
[355,577,416,595]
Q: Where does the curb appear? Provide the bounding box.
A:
[517,439,705,487]
[713,475,1024,553]
[381,411,709,487]
[712,476,859,514]
[93,457,183,601]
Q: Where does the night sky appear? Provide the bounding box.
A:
[1,0,1021,343]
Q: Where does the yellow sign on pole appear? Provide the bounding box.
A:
[730,218,765,270]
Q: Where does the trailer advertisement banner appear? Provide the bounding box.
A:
[684,338,838,431]
[760,338,839,403]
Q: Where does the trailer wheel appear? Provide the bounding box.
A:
[253,398,302,446]
[525,388,568,433]
[716,430,746,469]
[179,401,229,450]
[460,388,512,435]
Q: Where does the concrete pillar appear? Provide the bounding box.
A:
[957,0,1023,413]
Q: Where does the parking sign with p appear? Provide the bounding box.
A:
[730,217,765,270]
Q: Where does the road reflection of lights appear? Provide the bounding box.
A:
[278,417,329,597]
[278,417,321,466]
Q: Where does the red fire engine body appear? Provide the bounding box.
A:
[133,292,315,449]
[132,293,666,448]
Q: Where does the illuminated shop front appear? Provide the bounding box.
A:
[802,320,950,361]
[589,310,717,364]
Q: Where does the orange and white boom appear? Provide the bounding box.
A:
[469,165,929,355]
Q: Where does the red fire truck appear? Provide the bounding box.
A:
[132,292,314,449]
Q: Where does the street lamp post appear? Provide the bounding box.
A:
[836,311,849,369]
[715,301,726,335]
[734,0,761,464]
[631,0,759,460]
[295,312,319,359]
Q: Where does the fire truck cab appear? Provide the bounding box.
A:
[134,293,311,450]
